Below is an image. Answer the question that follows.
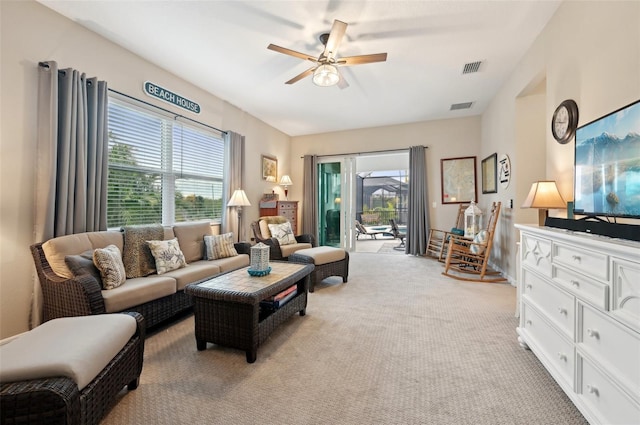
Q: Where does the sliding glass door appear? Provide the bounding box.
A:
[317,157,356,251]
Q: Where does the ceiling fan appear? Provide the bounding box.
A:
[268,19,388,89]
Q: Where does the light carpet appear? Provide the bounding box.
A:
[103,253,587,425]
[377,242,406,254]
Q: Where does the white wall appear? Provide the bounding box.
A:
[0,0,290,339]
[290,117,482,233]
[481,0,640,282]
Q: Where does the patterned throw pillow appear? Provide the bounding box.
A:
[470,230,488,255]
[122,224,164,278]
[93,245,127,290]
[268,222,297,246]
[204,233,239,260]
[147,238,187,274]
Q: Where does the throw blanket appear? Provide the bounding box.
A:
[121,224,165,278]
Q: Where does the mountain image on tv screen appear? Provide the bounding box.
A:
[574,100,640,218]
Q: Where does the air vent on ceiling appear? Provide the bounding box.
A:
[462,61,482,74]
[450,102,474,111]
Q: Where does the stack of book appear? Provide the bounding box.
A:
[260,285,297,311]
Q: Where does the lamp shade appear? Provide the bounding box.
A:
[227,189,251,207]
[521,181,566,209]
[279,175,293,186]
[313,64,339,87]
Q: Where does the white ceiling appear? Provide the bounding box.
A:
[39,0,561,137]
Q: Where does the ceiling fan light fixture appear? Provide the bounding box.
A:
[313,64,339,87]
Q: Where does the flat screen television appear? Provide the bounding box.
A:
[574,99,640,220]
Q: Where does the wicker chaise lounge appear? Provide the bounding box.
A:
[0,312,145,425]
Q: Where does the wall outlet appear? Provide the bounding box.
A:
[432,201,437,208]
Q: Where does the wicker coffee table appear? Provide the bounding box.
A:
[184,262,314,363]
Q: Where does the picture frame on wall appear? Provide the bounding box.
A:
[440,156,477,204]
[481,153,498,194]
[261,155,277,181]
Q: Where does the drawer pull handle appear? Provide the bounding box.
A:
[571,280,580,287]
[557,307,567,315]
[586,328,600,339]
[526,284,532,289]
[586,385,599,396]
[572,255,581,262]
[526,320,532,326]
[557,353,567,362]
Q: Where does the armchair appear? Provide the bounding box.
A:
[250,216,316,260]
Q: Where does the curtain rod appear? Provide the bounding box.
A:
[301,146,428,158]
[108,88,227,135]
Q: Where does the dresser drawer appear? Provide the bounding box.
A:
[522,268,574,339]
[521,302,575,387]
[277,202,296,211]
[578,355,640,425]
[521,233,552,277]
[611,257,640,330]
[578,302,640,399]
[553,265,608,311]
[553,242,608,282]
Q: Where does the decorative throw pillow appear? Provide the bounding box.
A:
[147,238,187,274]
[65,250,102,284]
[122,224,164,278]
[93,245,127,290]
[204,233,239,260]
[470,230,489,255]
[268,222,297,246]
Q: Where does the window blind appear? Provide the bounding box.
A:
[107,97,224,228]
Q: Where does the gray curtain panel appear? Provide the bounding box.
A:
[302,155,318,241]
[33,61,108,328]
[36,61,108,239]
[223,131,244,239]
[406,145,430,255]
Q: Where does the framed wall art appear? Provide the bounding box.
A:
[440,156,477,204]
[261,155,277,181]
[481,153,497,194]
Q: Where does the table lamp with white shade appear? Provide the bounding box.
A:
[279,175,293,200]
[521,181,567,226]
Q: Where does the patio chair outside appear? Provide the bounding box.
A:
[355,220,387,240]
[389,219,406,248]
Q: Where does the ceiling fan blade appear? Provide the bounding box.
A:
[285,67,316,85]
[337,70,349,90]
[323,19,347,59]
[268,44,317,62]
[338,53,388,66]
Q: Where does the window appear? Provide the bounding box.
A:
[107,97,225,228]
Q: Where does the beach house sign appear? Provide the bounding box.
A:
[143,81,201,114]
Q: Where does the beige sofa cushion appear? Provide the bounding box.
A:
[162,261,223,291]
[0,314,136,390]
[42,231,123,279]
[101,275,177,312]
[210,254,250,273]
[280,243,313,258]
[172,221,213,263]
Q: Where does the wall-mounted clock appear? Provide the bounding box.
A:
[551,99,579,144]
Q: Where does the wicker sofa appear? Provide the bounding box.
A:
[30,221,251,330]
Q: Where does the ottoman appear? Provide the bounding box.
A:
[288,246,349,292]
[0,313,145,425]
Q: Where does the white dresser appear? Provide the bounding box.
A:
[515,224,640,425]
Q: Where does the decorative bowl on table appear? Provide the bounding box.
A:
[247,266,271,277]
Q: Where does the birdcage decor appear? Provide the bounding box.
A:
[464,201,483,239]
[248,242,271,276]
